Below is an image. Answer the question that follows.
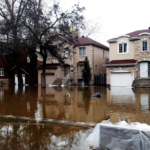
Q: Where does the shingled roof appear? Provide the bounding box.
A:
[104,59,137,66]
[74,37,109,50]
[108,29,150,42]
[37,63,60,69]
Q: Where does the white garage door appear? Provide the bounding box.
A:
[111,72,131,87]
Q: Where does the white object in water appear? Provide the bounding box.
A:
[86,120,150,150]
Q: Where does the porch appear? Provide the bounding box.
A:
[132,78,150,88]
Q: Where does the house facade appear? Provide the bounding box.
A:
[37,37,109,86]
[104,28,150,87]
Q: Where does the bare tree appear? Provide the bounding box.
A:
[0,0,35,86]
[81,18,102,37]
[22,0,85,88]
[0,0,85,87]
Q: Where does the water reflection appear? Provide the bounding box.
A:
[1,86,150,148]
[107,87,150,124]
[0,86,38,118]
[0,86,150,124]
[107,87,135,104]
[37,86,108,123]
[0,122,92,150]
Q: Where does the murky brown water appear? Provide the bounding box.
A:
[0,86,150,149]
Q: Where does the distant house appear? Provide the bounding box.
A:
[37,37,109,86]
[0,54,37,86]
[104,27,150,87]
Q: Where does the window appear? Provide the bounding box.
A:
[65,51,68,57]
[79,47,86,56]
[118,42,128,54]
[0,69,4,76]
[50,53,55,58]
[142,41,148,51]
[27,56,30,63]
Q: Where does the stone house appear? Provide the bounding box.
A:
[104,28,150,87]
[37,37,109,86]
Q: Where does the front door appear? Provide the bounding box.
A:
[64,65,70,76]
[140,62,148,77]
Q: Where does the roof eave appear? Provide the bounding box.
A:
[74,43,109,50]
[107,40,117,43]
[129,37,140,41]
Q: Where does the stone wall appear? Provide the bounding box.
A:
[106,66,137,85]
[73,45,94,85]
[39,44,109,85]
[134,35,150,61]
[38,66,63,85]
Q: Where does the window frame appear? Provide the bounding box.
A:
[79,47,86,56]
[27,56,30,63]
[118,42,128,54]
[64,51,69,57]
[141,40,148,52]
[0,68,4,76]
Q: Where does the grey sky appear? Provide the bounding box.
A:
[61,0,150,46]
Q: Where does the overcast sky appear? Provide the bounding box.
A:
[60,0,150,46]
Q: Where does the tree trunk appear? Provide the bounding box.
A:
[29,69,33,85]
[8,69,13,87]
[17,66,23,86]
[41,56,46,88]
[41,88,46,118]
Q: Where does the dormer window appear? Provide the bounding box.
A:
[118,42,128,54]
[65,51,68,57]
[27,56,30,63]
[142,41,148,51]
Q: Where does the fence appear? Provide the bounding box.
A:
[94,74,106,85]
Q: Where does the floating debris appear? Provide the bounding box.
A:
[91,92,101,97]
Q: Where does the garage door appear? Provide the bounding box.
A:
[111,72,131,87]
[46,75,54,85]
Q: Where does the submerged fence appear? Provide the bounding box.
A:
[94,74,106,85]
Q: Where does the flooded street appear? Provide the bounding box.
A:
[0,86,150,149]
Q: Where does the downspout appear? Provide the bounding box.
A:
[93,46,94,85]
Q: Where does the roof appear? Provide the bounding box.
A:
[104,59,137,67]
[108,29,150,41]
[73,37,109,50]
[37,60,43,67]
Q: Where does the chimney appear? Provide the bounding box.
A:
[82,36,84,38]
[149,27,150,30]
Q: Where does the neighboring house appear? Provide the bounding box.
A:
[104,27,150,87]
[0,55,10,86]
[37,37,109,86]
[0,54,37,86]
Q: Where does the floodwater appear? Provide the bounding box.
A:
[0,86,150,149]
